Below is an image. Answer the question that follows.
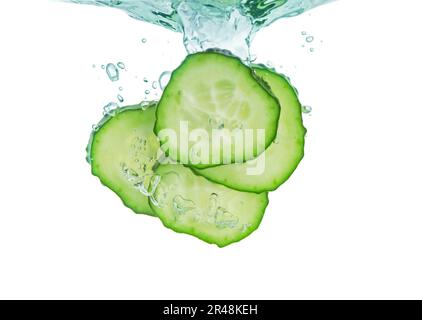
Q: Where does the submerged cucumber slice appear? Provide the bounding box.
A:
[194,67,306,193]
[89,103,161,216]
[154,52,280,169]
[150,164,269,247]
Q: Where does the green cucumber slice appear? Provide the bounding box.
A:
[154,52,280,169]
[150,164,269,247]
[194,67,306,193]
[88,103,161,216]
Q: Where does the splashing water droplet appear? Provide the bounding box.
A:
[117,62,126,69]
[301,31,307,35]
[302,105,312,114]
[145,90,150,95]
[106,63,119,82]
[117,94,124,103]
[101,65,105,69]
[158,71,171,90]
[306,36,314,43]
[152,81,158,89]
[103,102,120,116]
[118,86,123,91]
[143,77,148,83]
[141,38,147,43]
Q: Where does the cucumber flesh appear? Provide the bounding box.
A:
[154,52,280,169]
[88,103,161,216]
[194,67,306,193]
[149,164,269,247]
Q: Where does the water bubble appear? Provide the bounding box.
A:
[152,81,158,89]
[118,86,123,91]
[121,163,139,182]
[140,101,151,110]
[141,38,147,44]
[302,105,313,114]
[215,207,239,229]
[306,36,314,43]
[173,195,196,215]
[117,94,124,103]
[310,48,315,52]
[103,102,120,116]
[145,90,150,95]
[209,116,225,129]
[158,71,171,90]
[101,65,105,69]
[117,62,126,69]
[92,64,96,69]
[106,63,119,82]
[301,31,307,35]
[92,124,99,131]
[143,77,148,83]
[133,175,151,196]
[148,174,161,195]
[266,60,274,68]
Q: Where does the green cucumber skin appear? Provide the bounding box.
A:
[154,52,281,169]
[150,164,269,247]
[90,104,158,216]
[194,68,306,193]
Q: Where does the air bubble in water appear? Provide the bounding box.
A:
[173,195,196,215]
[117,62,126,69]
[106,63,119,82]
[101,65,105,69]
[119,86,123,91]
[140,101,151,110]
[145,90,150,95]
[117,94,124,103]
[301,31,307,35]
[141,38,147,43]
[152,81,158,89]
[306,36,314,43]
[302,105,312,114]
[158,71,171,90]
[103,102,119,116]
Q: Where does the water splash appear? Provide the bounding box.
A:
[64,0,335,59]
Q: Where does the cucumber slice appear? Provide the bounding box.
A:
[194,68,306,193]
[154,52,280,169]
[150,164,269,247]
[88,103,161,216]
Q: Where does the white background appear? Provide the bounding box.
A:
[0,0,421,299]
